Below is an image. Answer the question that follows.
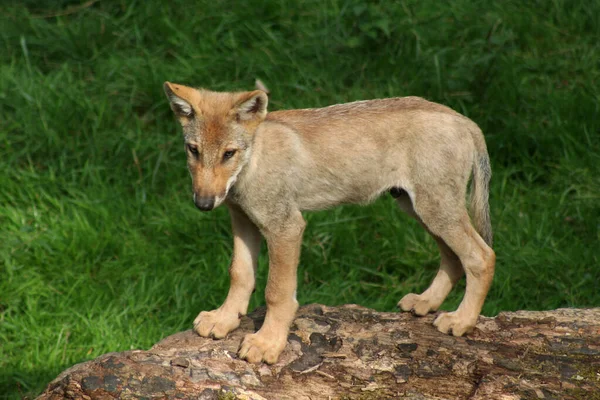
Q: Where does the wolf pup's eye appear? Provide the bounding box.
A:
[222,150,236,161]
[187,144,199,155]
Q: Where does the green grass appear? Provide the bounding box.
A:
[0,0,598,398]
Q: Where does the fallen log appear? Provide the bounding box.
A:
[37,304,600,399]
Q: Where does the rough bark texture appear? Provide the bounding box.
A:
[38,304,600,400]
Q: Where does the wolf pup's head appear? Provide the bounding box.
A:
[163,82,268,211]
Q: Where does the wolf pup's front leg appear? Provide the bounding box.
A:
[238,210,305,364]
[194,205,261,339]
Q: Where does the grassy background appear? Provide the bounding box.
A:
[1,0,598,397]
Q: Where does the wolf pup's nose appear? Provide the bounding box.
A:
[194,196,215,211]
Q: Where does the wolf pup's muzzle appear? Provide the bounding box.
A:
[194,194,215,211]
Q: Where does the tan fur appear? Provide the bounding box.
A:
[164,82,495,364]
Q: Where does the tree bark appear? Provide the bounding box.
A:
[37,304,600,400]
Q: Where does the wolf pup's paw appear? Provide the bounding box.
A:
[398,293,439,316]
[433,311,476,336]
[238,331,287,364]
[193,308,241,339]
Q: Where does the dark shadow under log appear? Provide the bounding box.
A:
[37,305,600,399]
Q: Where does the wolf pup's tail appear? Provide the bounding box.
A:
[470,127,493,247]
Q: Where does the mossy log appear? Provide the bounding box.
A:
[37,304,600,399]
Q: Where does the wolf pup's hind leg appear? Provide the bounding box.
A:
[395,192,464,316]
[403,188,495,336]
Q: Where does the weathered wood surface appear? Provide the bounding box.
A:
[38,304,600,399]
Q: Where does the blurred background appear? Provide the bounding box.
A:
[1,0,598,397]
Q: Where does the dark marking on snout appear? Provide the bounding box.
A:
[389,187,407,198]
[194,196,215,211]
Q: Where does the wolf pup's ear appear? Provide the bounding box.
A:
[235,90,268,122]
[254,79,270,97]
[163,82,194,119]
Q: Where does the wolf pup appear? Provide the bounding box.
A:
[163,82,495,364]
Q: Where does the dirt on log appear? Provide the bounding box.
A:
[37,304,600,399]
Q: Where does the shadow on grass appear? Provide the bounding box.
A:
[1,368,65,400]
